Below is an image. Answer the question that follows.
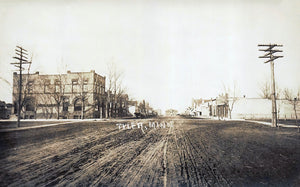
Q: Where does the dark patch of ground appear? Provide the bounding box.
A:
[0,117,299,186]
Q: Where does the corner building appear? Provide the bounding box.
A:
[12,70,106,119]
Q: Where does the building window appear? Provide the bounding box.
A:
[83,79,88,92]
[95,101,100,112]
[62,97,69,112]
[72,80,78,93]
[44,80,51,93]
[100,86,104,94]
[25,97,35,111]
[13,102,17,114]
[96,83,100,94]
[28,81,34,94]
[74,99,82,111]
[55,80,61,93]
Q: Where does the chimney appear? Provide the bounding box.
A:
[67,70,71,74]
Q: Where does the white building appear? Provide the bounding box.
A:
[191,97,300,120]
[230,98,300,120]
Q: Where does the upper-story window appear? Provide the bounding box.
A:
[100,86,104,94]
[27,81,34,94]
[72,79,78,93]
[83,79,88,92]
[55,80,62,93]
[62,97,69,112]
[55,80,61,93]
[44,80,51,93]
[96,82,100,93]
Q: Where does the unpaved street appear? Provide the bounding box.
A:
[1,117,300,186]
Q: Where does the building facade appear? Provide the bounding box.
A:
[191,97,300,120]
[0,100,12,119]
[13,70,106,119]
[230,98,300,120]
[106,93,130,118]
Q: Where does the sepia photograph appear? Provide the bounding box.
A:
[0,0,300,186]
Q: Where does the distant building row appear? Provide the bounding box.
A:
[188,96,300,120]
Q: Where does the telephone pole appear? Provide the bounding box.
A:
[11,46,31,127]
[258,44,283,127]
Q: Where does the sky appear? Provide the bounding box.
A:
[0,0,299,113]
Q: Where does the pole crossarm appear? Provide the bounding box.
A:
[13,56,30,62]
[259,53,272,58]
[263,56,283,64]
[258,44,283,64]
[16,46,28,51]
[258,44,283,47]
[15,50,28,56]
[270,50,283,53]
[12,66,25,70]
[15,52,28,58]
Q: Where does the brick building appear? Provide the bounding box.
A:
[106,93,130,118]
[13,70,106,119]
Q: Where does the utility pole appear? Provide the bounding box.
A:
[258,44,283,127]
[293,97,299,133]
[11,46,31,127]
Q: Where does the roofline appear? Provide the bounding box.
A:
[13,70,105,78]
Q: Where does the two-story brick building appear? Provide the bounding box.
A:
[13,70,106,119]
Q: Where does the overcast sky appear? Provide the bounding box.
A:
[0,0,299,113]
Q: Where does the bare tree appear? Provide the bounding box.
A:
[49,60,69,119]
[35,77,56,119]
[222,82,238,119]
[106,62,126,118]
[260,81,284,120]
[38,94,55,119]
[259,80,282,99]
[165,109,178,117]
[284,88,299,132]
[73,73,93,119]
[50,74,66,119]
[259,80,271,99]
[13,60,34,118]
[115,79,127,117]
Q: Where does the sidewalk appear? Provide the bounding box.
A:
[0,118,144,132]
[0,121,79,132]
[245,120,299,128]
[220,118,299,128]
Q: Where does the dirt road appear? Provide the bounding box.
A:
[0,117,300,186]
